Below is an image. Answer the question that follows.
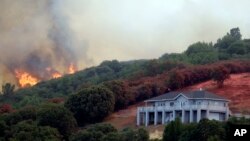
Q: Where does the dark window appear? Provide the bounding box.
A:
[170,102,174,106]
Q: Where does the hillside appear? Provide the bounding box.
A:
[104,73,250,130]
[185,73,250,113]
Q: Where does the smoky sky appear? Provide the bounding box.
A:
[62,0,250,63]
[0,0,250,85]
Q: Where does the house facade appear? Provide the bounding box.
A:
[137,89,230,126]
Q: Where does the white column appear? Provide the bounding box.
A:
[137,110,140,126]
[197,109,201,122]
[225,108,229,121]
[154,110,158,125]
[181,110,185,123]
[206,110,210,119]
[173,110,176,120]
[145,111,149,126]
[190,110,193,123]
[162,110,165,124]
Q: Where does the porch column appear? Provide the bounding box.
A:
[225,108,229,120]
[137,110,140,126]
[190,110,193,123]
[145,111,149,126]
[162,110,165,124]
[173,110,176,120]
[154,110,158,125]
[181,110,185,123]
[206,110,210,119]
[197,109,201,122]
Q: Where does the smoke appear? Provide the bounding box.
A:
[1,0,250,87]
[0,0,87,86]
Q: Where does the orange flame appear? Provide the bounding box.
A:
[52,72,62,78]
[68,63,76,74]
[15,70,39,87]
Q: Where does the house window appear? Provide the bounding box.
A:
[170,102,174,107]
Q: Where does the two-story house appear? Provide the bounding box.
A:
[137,89,230,126]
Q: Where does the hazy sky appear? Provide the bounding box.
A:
[60,0,250,66]
[1,0,250,69]
[0,0,250,86]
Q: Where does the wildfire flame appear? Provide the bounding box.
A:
[68,63,76,74]
[14,63,77,88]
[15,70,39,88]
[52,72,62,78]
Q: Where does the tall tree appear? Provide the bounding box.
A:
[65,86,115,126]
[1,83,15,96]
[211,66,230,88]
[163,118,183,141]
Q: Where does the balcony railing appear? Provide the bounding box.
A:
[138,104,227,112]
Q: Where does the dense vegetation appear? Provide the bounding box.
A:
[0,28,250,140]
[0,107,149,141]
[162,117,250,141]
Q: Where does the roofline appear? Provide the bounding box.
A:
[144,91,230,103]
[145,98,230,102]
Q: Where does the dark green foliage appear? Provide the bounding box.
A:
[227,40,247,55]
[215,27,241,51]
[37,104,77,138]
[163,118,183,141]
[65,86,115,126]
[185,42,214,56]
[86,123,117,134]
[1,83,15,96]
[70,125,149,141]
[137,128,150,141]
[159,53,188,63]
[101,132,124,141]
[211,66,230,87]
[167,71,184,90]
[195,119,226,141]
[70,131,104,141]
[163,118,230,141]
[103,80,130,111]
[0,121,8,138]
[7,120,61,141]
[185,42,218,64]
[121,128,137,141]
[4,106,37,126]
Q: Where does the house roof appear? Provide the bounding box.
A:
[145,90,229,102]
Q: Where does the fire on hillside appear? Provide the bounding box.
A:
[13,63,77,88]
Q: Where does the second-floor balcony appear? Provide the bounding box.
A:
[138,104,228,112]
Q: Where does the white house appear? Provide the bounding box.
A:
[137,89,230,126]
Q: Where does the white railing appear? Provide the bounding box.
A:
[138,104,227,112]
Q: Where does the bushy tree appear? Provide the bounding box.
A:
[7,120,62,141]
[3,106,37,126]
[103,80,130,111]
[137,128,149,141]
[65,86,115,126]
[101,132,124,141]
[37,104,77,139]
[1,83,15,96]
[211,66,230,88]
[215,27,242,51]
[195,119,226,141]
[86,123,117,134]
[70,131,103,141]
[167,71,184,90]
[163,118,183,141]
[0,104,13,114]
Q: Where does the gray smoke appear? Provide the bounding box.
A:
[0,0,87,86]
